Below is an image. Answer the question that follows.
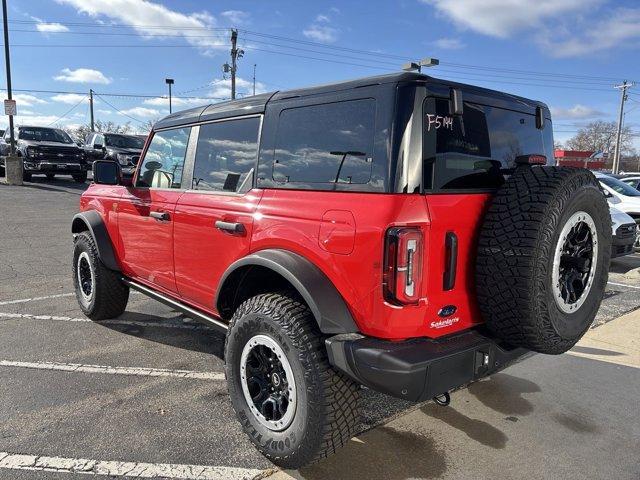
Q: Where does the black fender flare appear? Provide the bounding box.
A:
[71,211,120,271]
[216,249,359,334]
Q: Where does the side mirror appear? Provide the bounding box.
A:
[93,160,121,185]
[93,143,104,150]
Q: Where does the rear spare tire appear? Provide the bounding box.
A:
[476,166,611,354]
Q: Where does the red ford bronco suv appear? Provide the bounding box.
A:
[71,72,610,468]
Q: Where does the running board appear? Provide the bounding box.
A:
[121,278,229,334]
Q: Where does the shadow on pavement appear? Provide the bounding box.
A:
[610,255,640,275]
[96,311,225,358]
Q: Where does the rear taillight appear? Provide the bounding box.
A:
[383,227,423,305]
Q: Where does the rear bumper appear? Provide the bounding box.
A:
[326,329,530,402]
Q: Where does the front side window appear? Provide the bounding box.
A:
[192,117,260,192]
[600,176,640,197]
[273,99,375,185]
[136,127,191,189]
[423,97,552,190]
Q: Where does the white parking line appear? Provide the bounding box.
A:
[0,293,75,306]
[607,281,640,290]
[0,451,262,479]
[0,360,224,380]
[0,312,209,331]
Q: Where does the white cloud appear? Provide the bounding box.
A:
[29,15,70,33]
[51,93,88,104]
[56,0,226,52]
[551,104,606,120]
[303,24,338,43]
[14,114,60,126]
[36,22,69,32]
[421,0,599,38]
[1,92,48,107]
[54,67,112,84]
[537,8,640,57]
[315,14,330,23]
[208,77,267,99]
[97,109,112,114]
[143,96,210,107]
[120,107,162,118]
[433,37,465,50]
[220,10,249,25]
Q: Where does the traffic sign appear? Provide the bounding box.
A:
[4,98,16,116]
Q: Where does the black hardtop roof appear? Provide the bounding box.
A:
[153,72,549,130]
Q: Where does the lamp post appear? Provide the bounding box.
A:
[165,78,174,113]
[2,0,21,185]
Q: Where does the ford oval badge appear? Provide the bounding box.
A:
[438,305,457,317]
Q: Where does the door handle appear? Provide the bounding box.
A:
[149,211,170,222]
[215,220,246,234]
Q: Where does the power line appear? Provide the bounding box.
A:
[6,19,632,83]
[93,93,144,124]
[47,94,87,126]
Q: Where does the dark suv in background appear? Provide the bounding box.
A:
[0,126,87,182]
[83,132,145,176]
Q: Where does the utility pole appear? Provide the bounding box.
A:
[89,89,95,132]
[252,64,256,96]
[230,29,238,99]
[2,0,15,155]
[612,81,634,174]
[165,78,174,113]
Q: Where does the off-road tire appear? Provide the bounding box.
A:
[225,292,360,469]
[476,166,611,354]
[73,172,88,183]
[72,231,129,320]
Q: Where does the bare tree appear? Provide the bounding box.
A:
[65,120,132,143]
[565,120,634,155]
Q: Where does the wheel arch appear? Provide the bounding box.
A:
[71,210,120,271]
[216,249,359,335]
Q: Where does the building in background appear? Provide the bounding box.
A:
[554,150,607,170]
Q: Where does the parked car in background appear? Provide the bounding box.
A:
[595,172,640,252]
[614,174,640,192]
[0,126,87,182]
[83,132,145,176]
[610,206,638,257]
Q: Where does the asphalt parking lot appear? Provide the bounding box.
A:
[1,176,639,479]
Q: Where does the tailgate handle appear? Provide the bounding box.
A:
[443,231,458,291]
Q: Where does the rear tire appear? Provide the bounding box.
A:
[225,292,360,469]
[73,231,129,320]
[476,167,611,354]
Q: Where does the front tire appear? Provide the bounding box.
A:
[73,231,129,320]
[23,172,32,182]
[225,293,360,469]
[46,173,55,180]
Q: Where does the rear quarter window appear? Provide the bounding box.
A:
[423,97,553,191]
[272,99,376,186]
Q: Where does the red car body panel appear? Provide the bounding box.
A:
[80,181,490,341]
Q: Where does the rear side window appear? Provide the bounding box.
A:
[137,127,191,189]
[192,116,260,192]
[273,99,375,185]
[423,97,552,190]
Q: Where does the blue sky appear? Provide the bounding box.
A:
[1,0,639,149]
